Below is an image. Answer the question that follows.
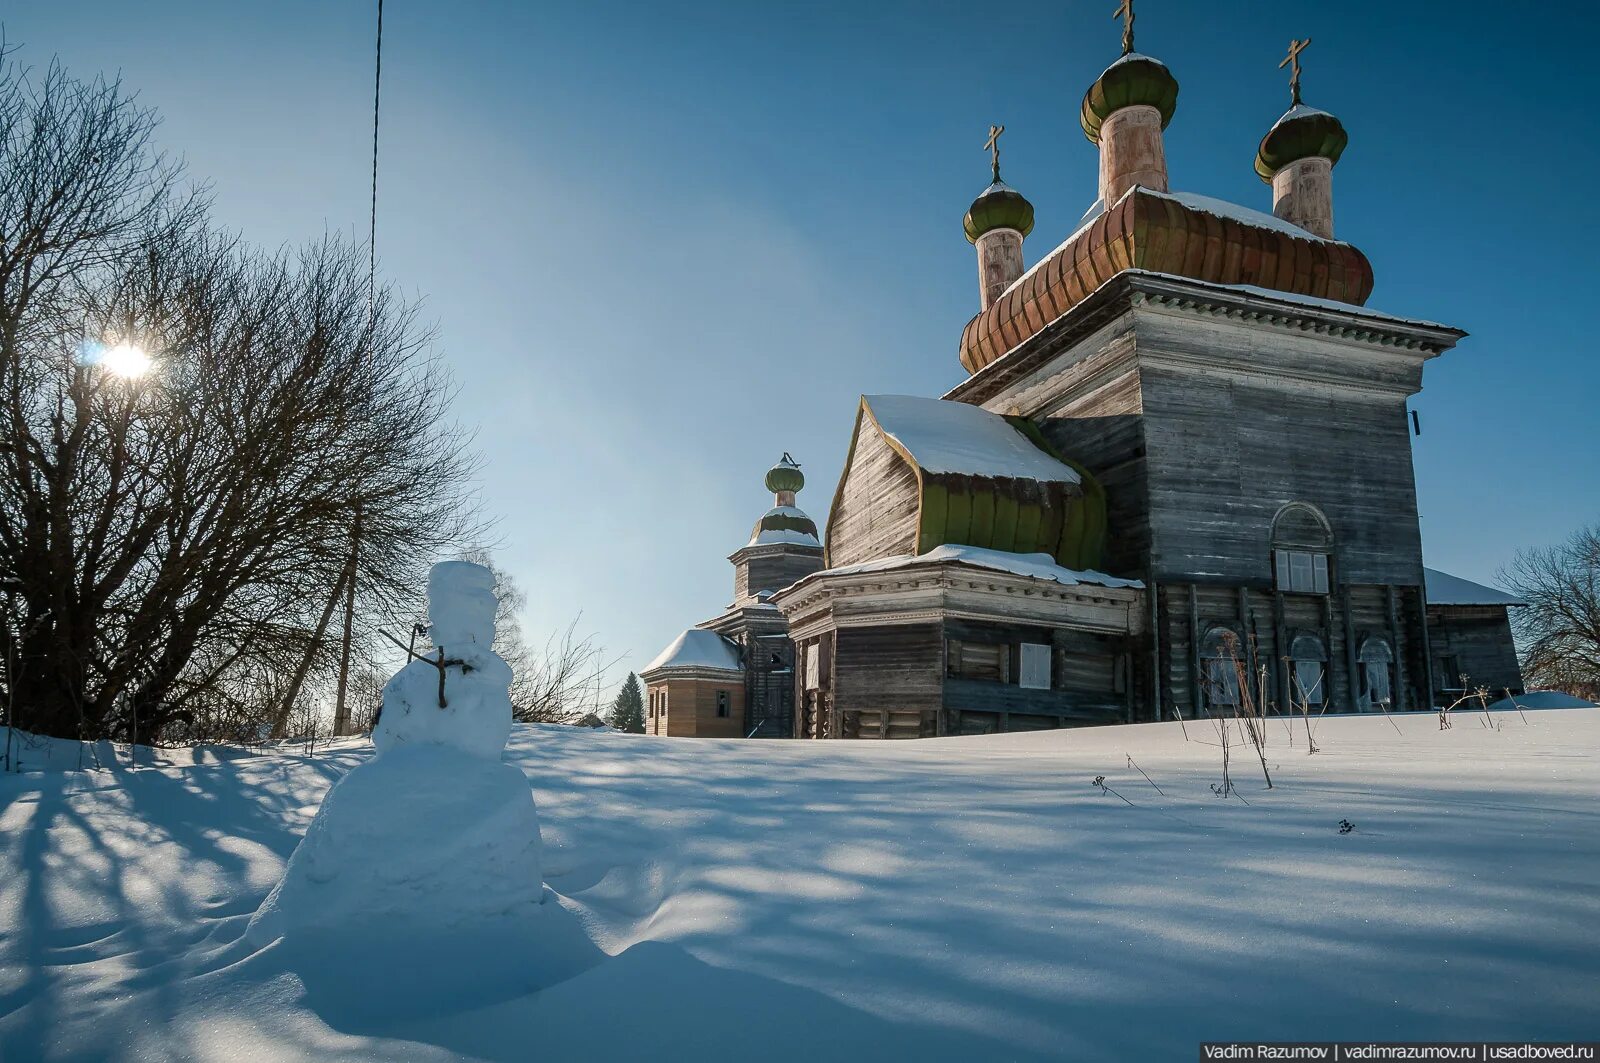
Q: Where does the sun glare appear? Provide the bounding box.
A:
[100,342,152,379]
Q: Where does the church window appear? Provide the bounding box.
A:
[1290,634,1327,707]
[1019,643,1052,690]
[1359,638,1395,710]
[1435,654,1463,692]
[716,690,730,718]
[1200,627,1243,710]
[1272,504,1333,595]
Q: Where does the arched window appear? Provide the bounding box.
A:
[1359,638,1394,710]
[1272,503,1332,595]
[1200,626,1243,711]
[1290,633,1327,707]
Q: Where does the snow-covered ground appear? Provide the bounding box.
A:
[2,708,1597,1060]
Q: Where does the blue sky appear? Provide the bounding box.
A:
[10,1,1597,697]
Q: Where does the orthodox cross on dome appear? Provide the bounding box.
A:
[1280,37,1311,105]
[1112,0,1135,56]
[984,124,1005,183]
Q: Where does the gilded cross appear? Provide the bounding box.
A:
[1280,37,1311,105]
[1112,0,1135,56]
[984,124,1005,183]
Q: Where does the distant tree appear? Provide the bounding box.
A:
[1501,523,1600,700]
[609,673,645,733]
[460,550,612,724]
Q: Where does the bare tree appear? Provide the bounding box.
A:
[1501,523,1600,700]
[0,51,482,744]
[457,549,614,725]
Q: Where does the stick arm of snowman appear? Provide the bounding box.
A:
[377,629,474,709]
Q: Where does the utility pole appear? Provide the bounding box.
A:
[332,502,362,735]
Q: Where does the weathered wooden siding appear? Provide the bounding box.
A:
[942,618,1127,731]
[833,623,943,739]
[827,423,920,567]
[1155,580,1429,717]
[1427,605,1523,698]
[735,547,824,601]
[1137,366,1424,587]
[1036,369,1150,579]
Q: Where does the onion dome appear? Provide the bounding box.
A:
[963,181,1035,244]
[764,453,805,495]
[1255,104,1348,182]
[1080,53,1179,144]
[747,506,821,549]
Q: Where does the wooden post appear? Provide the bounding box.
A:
[1148,578,1162,723]
[1385,585,1405,710]
[332,502,363,736]
[1187,584,1202,717]
[1239,586,1259,710]
[1342,585,1360,712]
[1272,589,1290,715]
[1417,578,1437,713]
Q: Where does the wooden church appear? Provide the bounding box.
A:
[643,16,1523,739]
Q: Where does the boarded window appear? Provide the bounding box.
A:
[947,640,1007,682]
[1019,643,1052,690]
[805,643,821,690]
[1435,654,1463,691]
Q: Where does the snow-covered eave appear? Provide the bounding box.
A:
[947,270,1466,404]
[728,537,824,562]
[638,663,746,683]
[771,545,1144,605]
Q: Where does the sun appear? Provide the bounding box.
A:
[100,342,152,379]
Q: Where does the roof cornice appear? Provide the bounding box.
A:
[946,271,1466,406]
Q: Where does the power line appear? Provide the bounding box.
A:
[368,0,383,314]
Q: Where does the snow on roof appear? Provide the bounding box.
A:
[1152,189,1332,243]
[643,628,743,674]
[1270,103,1335,130]
[813,544,1142,591]
[863,395,1080,484]
[751,528,822,548]
[1002,184,1355,304]
[1424,568,1526,607]
[1108,51,1168,70]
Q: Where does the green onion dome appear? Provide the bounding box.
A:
[764,454,805,495]
[1255,104,1348,182]
[1080,53,1180,144]
[963,181,1036,244]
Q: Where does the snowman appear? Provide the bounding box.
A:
[247,560,543,947]
[373,560,515,759]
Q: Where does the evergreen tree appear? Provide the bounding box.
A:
[609,673,646,733]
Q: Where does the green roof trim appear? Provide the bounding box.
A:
[1255,106,1348,182]
[1080,54,1179,144]
[1005,416,1108,571]
[824,397,1111,572]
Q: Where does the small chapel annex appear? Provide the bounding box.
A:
[641,14,1523,739]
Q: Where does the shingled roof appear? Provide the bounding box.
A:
[958,185,1375,374]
